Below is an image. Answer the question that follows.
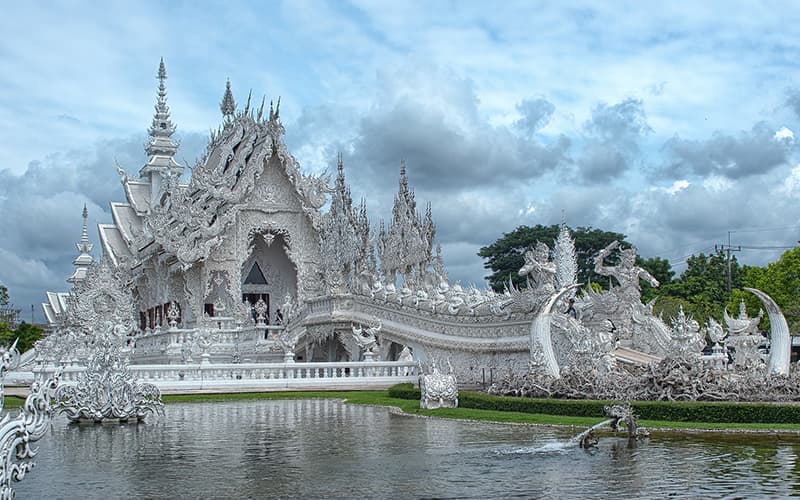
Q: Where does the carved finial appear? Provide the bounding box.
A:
[244,89,252,115]
[145,58,177,157]
[268,100,274,121]
[257,96,266,122]
[158,57,167,81]
[337,152,344,173]
[399,160,408,193]
[76,205,93,258]
[274,96,281,119]
[220,79,236,118]
[68,204,94,285]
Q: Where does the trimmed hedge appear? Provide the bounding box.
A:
[387,383,421,400]
[386,384,800,424]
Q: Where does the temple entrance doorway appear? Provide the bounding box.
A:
[241,232,297,325]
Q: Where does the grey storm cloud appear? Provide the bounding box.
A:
[0,132,207,318]
[515,98,556,135]
[347,98,570,192]
[573,98,651,183]
[585,98,652,150]
[661,122,790,179]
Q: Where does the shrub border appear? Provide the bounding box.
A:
[388,384,800,424]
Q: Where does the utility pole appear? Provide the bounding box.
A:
[715,231,741,295]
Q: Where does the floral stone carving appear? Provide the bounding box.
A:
[54,336,164,423]
[0,340,60,499]
[420,360,458,409]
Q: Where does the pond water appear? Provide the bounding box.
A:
[15,399,800,498]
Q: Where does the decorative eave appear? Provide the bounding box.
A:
[141,107,330,269]
[97,223,132,267]
[123,179,152,215]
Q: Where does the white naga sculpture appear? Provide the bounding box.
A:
[37,260,165,423]
[725,299,765,370]
[420,359,458,409]
[0,341,60,499]
[745,288,791,376]
[54,333,164,423]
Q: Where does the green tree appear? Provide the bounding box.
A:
[0,284,44,353]
[0,283,19,328]
[478,225,628,291]
[740,248,800,333]
[650,251,743,327]
[638,256,675,302]
[0,322,44,353]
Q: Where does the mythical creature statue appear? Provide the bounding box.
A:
[0,340,60,499]
[519,241,556,294]
[724,299,763,336]
[725,298,766,371]
[668,307,705,359]
[54,333,164,423]
[594,241,659,301]
[420,359,458,409]
[351,319,382,357]
[280,293,296,325]
[581,241,663,346]
[575,403,642,449]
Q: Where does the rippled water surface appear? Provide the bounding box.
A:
[15,399,800,498]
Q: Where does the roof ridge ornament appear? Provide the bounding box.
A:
[67,204,94,285]
[220,79,236,119]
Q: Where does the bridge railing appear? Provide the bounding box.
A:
[31,360,421,392]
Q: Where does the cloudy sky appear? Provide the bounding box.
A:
[2,1,800,321]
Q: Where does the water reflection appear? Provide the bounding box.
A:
[13,399,800,499]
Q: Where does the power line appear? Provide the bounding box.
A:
[739,245,797,250]
[729,225,800,234]
[715,231,740,296]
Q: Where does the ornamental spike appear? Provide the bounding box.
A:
[220,79,236,118]
[257,96,266,122]
[244,89,252,115]
[158,57,167,81]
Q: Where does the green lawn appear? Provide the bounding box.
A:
[9,391,799,432]
[161,391,800,432]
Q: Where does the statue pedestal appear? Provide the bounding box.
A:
[283,352,295,364]
[363,351,375,362]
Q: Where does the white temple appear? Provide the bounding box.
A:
[43,60,783,386]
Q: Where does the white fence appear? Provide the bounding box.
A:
[31,360,421,393]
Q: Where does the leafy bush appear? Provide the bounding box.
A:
[387,386,800,423]
[387,383,420,400]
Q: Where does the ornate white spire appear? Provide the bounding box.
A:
[220,79,236,118]
[378,162,436,285]
[553,218,578,291]
[140,58,183,185]
[145,57,178,157]
[68,204,94,285]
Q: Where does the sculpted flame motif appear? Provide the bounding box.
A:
[54,337,164,423]
[420,359,458,409]
[0,340,60,499]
